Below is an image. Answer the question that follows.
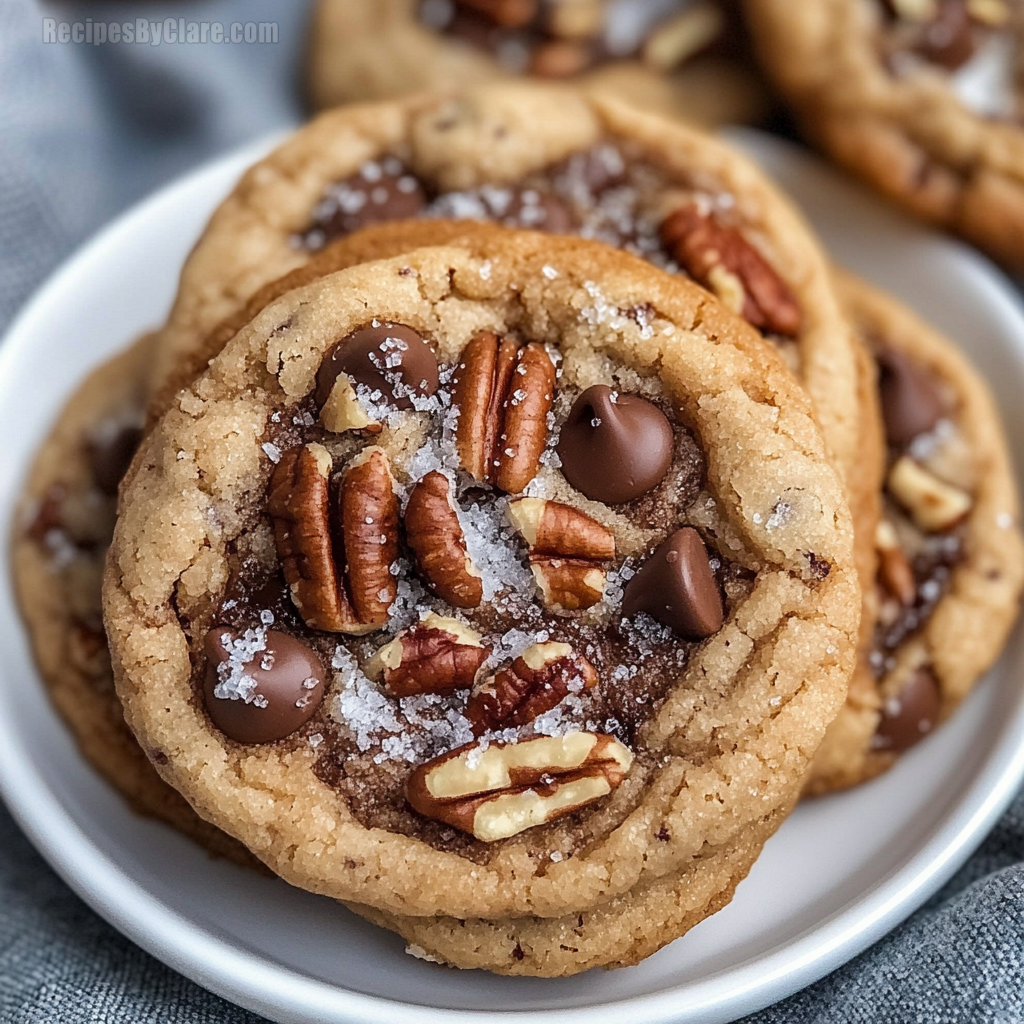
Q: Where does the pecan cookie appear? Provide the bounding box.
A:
[105,234,858,925]
[804,271,1023,793]
[744,0,1024,269]
[10,335,260,868]
[143,86,879,795]
[306,0,770,127]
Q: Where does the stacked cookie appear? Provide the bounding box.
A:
[13,84,1022,975]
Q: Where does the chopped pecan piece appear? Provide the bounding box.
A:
[366,614,490,697]
[406,732,633,842]
[508,497,614,610]
[508,497,614,559]
[530,558,608,611]
[659,202,802,337]
[887,456,972,532]
[405,471,483,608]
[452,332,556,494]
[466,641,598,735]
[876,520,916,606]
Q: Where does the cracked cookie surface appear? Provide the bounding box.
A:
[105,234,858,924]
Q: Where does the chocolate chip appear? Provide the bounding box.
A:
[557,385,674,504]
[502,188,574,232]
[25,484,65,543]
[88,425,143,496]
[203,628,326,744]
[315,322,439,411]
[872,667,941,753]
[877,348,945,448]
[622,527,724,639]
[914,0,977,70]
[431,184,574,232]
[454,0,539,30]
[303,163,427,247]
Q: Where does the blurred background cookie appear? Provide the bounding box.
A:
[744,0,1024,269]
[307,0,775,127]
[805,270,1024,793]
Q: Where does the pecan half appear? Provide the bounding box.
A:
[508,497,614,610]
[337,447,401,630]
[466,641,598,735]
[405,471,483,608]
[452,332,556,494]
[406,732,633,842]
[366,614,490,697]
[269,444,399,634]
[659,202,802,337]
[268,444,361,632]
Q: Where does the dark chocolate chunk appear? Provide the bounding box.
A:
[557,385,674,504]
[622,527,724,639]
[872,667,942,753]
[203,628,326,744]
[88,425,143,496]
[315,322,439,411]
[877,348,945,448]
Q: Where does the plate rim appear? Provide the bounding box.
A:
[1,130,1023,1024]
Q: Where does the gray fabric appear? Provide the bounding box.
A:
[1,0,1022,1019]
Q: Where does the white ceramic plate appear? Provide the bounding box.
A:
[1,130,1023,1024]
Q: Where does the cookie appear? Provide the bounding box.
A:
[306,0,771,127]
[744,0,1024,269]
[804,271,1023,794]
[142,86,878,792]
[105,233,859,929]
[11,336,261,869]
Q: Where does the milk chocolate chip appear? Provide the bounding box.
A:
[622,527,724,639]
[315,323,439,411]
[873,667,941,753]
[557,385,674,504]
[877,348,945,448]
[203,628,326,744]
[309,164,427,243]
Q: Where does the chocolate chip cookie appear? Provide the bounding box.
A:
[744,0,1024,269]
[306,0,770,127]
[105,233,859,926]
[804,271,1023,793]
[11,335,261,868]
